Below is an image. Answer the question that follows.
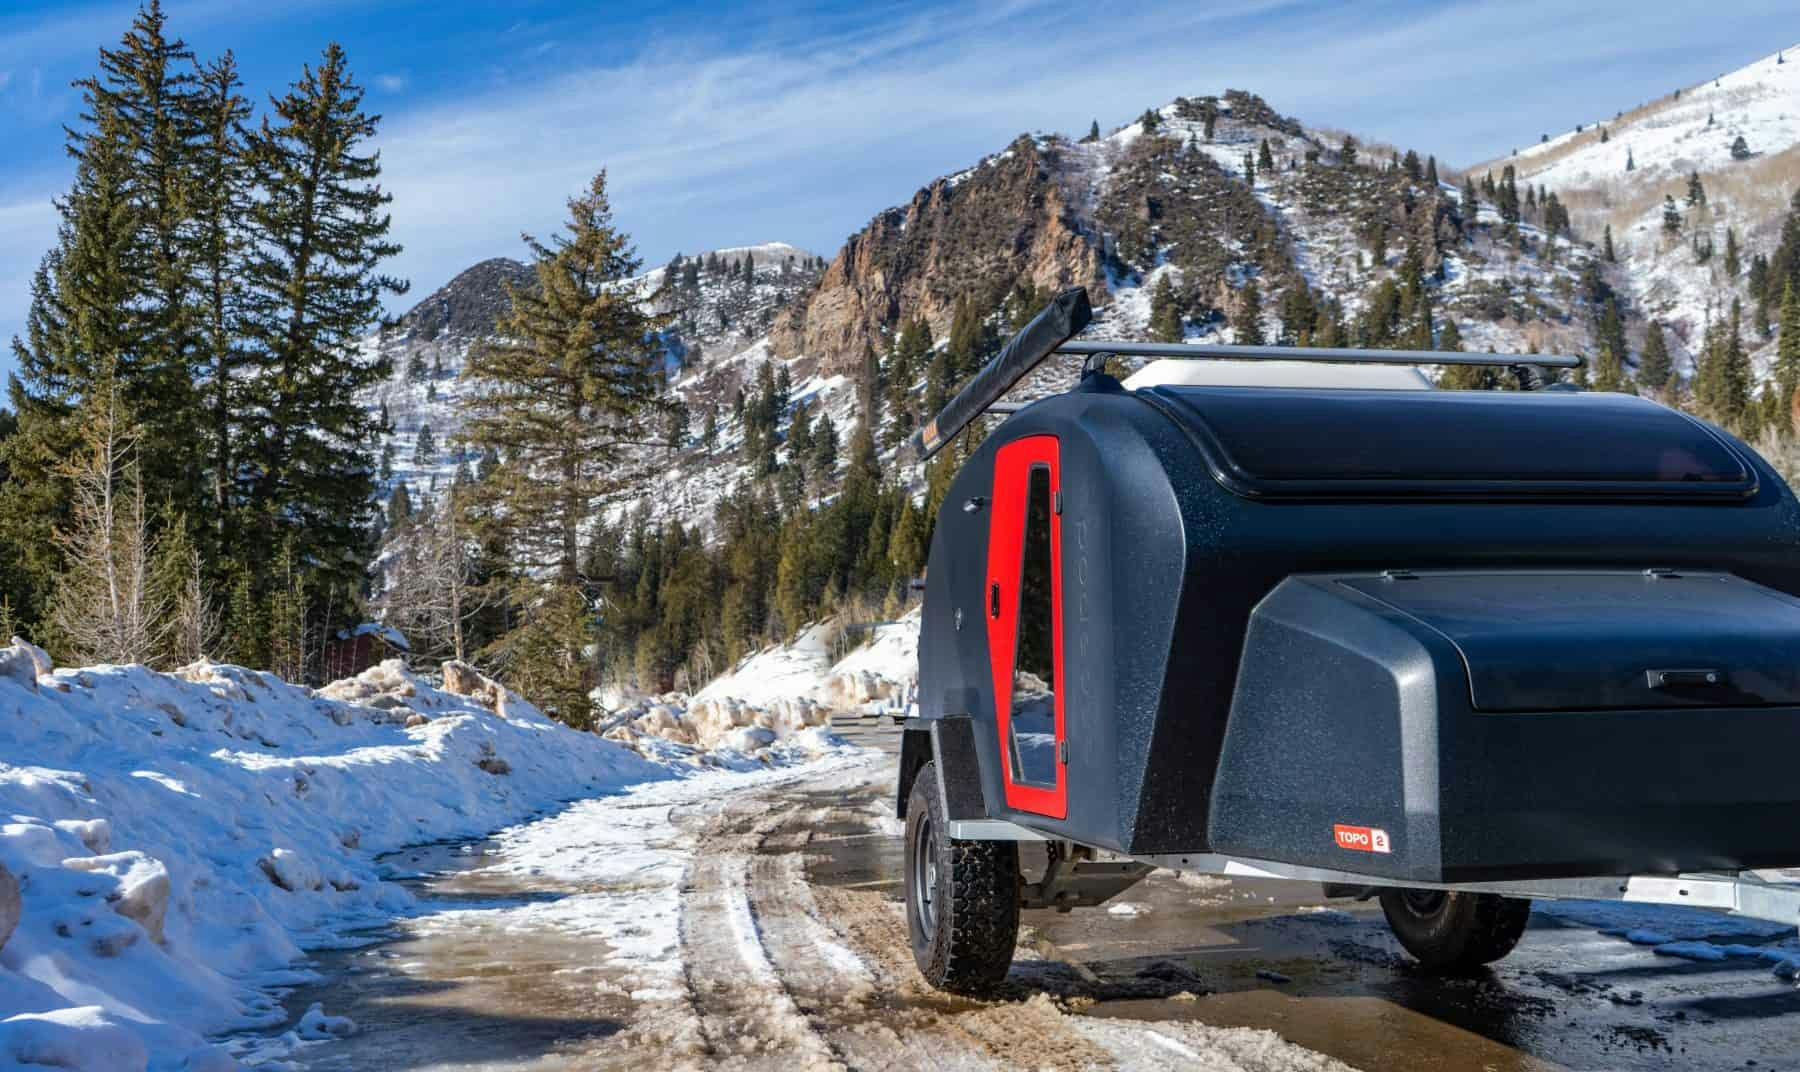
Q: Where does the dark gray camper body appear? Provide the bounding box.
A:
[908,378,1800,882]
[891,288,1800,991]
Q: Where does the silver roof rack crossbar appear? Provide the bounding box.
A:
[907,285,1585,461]
[1055,340,1582,369]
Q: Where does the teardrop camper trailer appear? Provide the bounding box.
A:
[894,286,1800,993]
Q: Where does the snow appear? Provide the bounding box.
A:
[1536,897,1800,982]
[693,621,835,709]
[338,623,408,652]
[0,645,856,1069]
[1491,43,1800,370]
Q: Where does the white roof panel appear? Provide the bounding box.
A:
[1120,359,1434,391]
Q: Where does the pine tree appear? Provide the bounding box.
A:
[1662,195,1682,235]
[1638,320,1673,391]
[1724,226,1741,279]
[387,482,413,527]
[1777,282,1800,414]
[701,406,718,451]
[1603,224,1617,263]
[1233,279,1266,344]
[1626,147,1635,172]
[1083,119,1100,143]
[1149,274,1183,342]
[1401,149,1422,182]
[1242,149,1255,186]
[191,51,253,562]
[1339,135,1358,167]
[1732,135,1752,160]
[1438,319,1463,352]
[240,43,406,628]
[3,101,144,633]
[73,0,207,507]
[458,173,666,717]
[414,422,437,467]
[1686,171,1707,207]
[148,505,216,667]
[1258,139,1275,173]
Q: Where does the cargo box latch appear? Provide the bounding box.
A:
[1647,668,1723,689]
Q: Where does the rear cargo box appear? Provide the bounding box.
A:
[1208,570,1800,882]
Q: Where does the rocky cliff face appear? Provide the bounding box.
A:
[770,135,1105,371]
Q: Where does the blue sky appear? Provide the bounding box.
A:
[1,1,1796,382]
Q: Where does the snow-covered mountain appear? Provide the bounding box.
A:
[364,241,825,524]
[366,56,1800,541]
[1480,43,1800,369]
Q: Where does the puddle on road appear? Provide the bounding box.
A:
[265,838,640,1071]
[805,802,1800,1072]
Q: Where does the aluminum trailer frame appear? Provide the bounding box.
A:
[949,820,1800,931]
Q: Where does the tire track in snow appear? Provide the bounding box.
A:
[669,795,844,1069]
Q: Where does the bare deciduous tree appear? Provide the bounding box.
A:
[49,388,164,666]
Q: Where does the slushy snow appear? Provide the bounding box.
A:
[0,644,849,1070]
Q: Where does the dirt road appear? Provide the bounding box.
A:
[272,720,1800,1071]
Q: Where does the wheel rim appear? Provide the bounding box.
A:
[911,812,939,937]
[1401,889,1448,916]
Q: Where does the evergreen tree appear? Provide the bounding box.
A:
[1662,195,1682,235]
[1401,149,1422,182]
[1603,224,1617,263]
[1242,149,1255,186]
[1339,134,1358,167]
[1724,226,1741,280]
[1149,274,1183,342]
[413,422,437,467]
[73,0,207,507]
[1638,320,1673,391]
[1686,171,1707,207]
[1258,139,1275,173]
[1778,282,1800,415]
[810,414,838,474]
[191,51,253,560]
[701,406,718,451]
[458,172,665,718]
[387,482,413,527]
[240,43,406,629]
[1083,119,1100,143]
[1732,135,1752,160]
[1140,108,1160,133]
[1626,147,1635,171]
[1233,279,1266,344]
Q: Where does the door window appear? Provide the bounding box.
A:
[1009,465,1058,788]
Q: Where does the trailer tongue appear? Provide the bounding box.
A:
[893,286,1800,993]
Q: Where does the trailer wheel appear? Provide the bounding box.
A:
[904,761,1020,993]
[1379,889,1531,971]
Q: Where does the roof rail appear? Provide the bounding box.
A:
[907,285,1583,461]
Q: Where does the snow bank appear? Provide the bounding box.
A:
[0,647,728,1069]
[599,610,922,752]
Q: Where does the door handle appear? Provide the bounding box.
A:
[1647,668,1723,688]
[989,582,1001,619]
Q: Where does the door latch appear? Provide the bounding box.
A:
[989,581,1001,619]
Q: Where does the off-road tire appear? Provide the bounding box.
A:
[1379,888,1532,971]
[904,761,1020,993]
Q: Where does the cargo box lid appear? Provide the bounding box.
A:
[1342,570,1800,712]
[1149,387,1757,501]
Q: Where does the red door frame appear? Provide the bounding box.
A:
[985,435,1068,818]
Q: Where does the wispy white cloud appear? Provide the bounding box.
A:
[367,0,1797,305]
[3,0,1797,365]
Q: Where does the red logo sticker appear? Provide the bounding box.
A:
[1333,824,1392,854]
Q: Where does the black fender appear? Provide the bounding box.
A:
[897,716,988,821]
